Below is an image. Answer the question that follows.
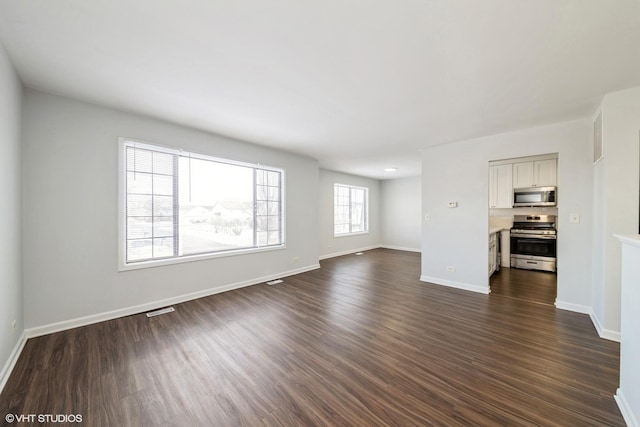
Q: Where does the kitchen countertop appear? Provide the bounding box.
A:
[490,226,508,235]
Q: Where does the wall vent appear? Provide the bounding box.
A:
[146,307,175,318]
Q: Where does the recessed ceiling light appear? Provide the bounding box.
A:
[384,167,398,172]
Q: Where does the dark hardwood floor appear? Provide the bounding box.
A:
[1,249,623,426]
[490,266,557,307]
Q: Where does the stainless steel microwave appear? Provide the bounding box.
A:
[513,186,557,207]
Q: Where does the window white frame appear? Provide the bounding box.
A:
[118,138,286,271]
[333,183,369,236]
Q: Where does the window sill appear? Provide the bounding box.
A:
[334,231,370,238]
[119,244,286,271]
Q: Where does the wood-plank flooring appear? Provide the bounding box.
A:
[490,266,557,307]
[0,249,623,426]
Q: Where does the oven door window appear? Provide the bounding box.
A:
[510,236,556,258]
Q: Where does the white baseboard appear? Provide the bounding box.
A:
[379,245,421,253]
[420,275,490,294]
[587,309,621,342]
[615,388,638,427]
[554,299,592,315]
[554,301,621,342]
[25,263,320,339]
[0,330,27,394]
[319,245,381,260]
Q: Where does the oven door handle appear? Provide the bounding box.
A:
[510,233,557,240]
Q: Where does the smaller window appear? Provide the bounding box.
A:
[334,184,369,236]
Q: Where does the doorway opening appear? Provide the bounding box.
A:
[488,154,558,306]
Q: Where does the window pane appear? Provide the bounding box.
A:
[123,140,284,266]
[256,231,268,246]
[257,200,267,216]
[178,157,254,255]
[126,147,153,173]
[127,172,152,195]
[153,195,173,216]
[153,237,174,258]
[125,144,176,263]
[256,169,267,185]
[153,174,173,196]
[335,223,348,234]
[267,201,279,215]
[267,216,279,230]
[127,194,152,216]
[267,171,280,186]
[127,239,152,261]
[152,151,174,175]
[267,231,280,245]
[128,217,152,239]
[334,184,368,235]
[153,217,173,238]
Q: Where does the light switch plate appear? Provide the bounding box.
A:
[569,213,580,224]
[424,213,431,221]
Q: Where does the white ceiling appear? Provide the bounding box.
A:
[1,0,639,179]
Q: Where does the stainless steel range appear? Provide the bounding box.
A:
[510,215,557,272]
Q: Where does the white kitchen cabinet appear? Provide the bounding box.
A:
[534,159,557,186]
[489,232,498,277]
[500,230,510,267]
[512,159,557,188]
[489,164,513,208]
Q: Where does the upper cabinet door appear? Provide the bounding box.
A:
[513,159,557,188]
[535,159,557,187]
[512,162,534,188]
[489,164,513,208]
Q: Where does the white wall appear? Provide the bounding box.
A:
[616,236,640,427]
[319,169,381,258]
[0,41,23,385]
[421,119,594,306]
[22,89,320,330]
[381,176,421,251]
[592,86,640,339]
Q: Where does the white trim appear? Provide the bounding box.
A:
[554,299,592,315]
[334,231,370,238]
[420,276,490,294]
[593,108,604,165]
[489,152,558,167]
[588,309,621,342]
[25,264,320,339]
[616,234,640,248]
[380,245,421,253]
[555,300,622,342]
[615,388,639,427]
[333,182,369,236]
[118,137,287,271]
[319,245,381,260]
[119,244,286,271]
[0,331,27,394]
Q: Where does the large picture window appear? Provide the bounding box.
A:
[120,139,284,269]
[334,183,368,236]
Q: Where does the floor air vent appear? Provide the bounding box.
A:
[145,307,175,318]
[266,279,284,286]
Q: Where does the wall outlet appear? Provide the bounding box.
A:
[446,266,456,272]
[11,319,16,334]
[292,257,299,264]
[569,213,580,224]
[447,201,458,208]
[424,213,431,221]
